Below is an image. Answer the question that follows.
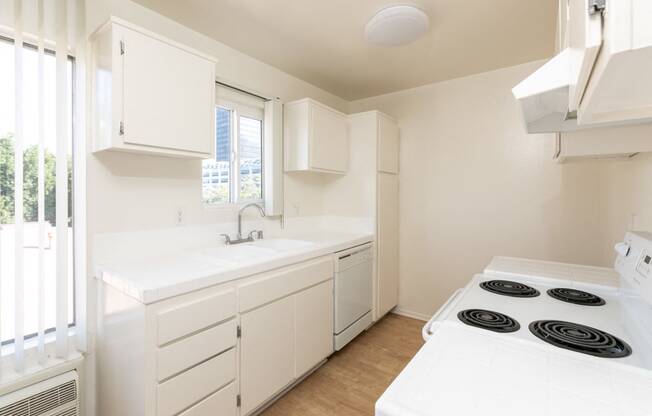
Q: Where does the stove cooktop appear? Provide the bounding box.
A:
[479,279,540,297]
[435,274,652,368]
[481,279,607,306]
[457,309,520,333]
[529,320,632,358]
[547,287,606,306]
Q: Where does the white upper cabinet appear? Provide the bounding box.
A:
[284,98,349,174]
[92,17,217,159]
[556,123,652,162]
[566,0,602,112]
[579,0,652,125]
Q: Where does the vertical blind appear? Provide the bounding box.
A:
[0,0,85,376]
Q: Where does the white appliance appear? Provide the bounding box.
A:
[377,232,652,416]
[334,243,373,351]
[0,371,79,416]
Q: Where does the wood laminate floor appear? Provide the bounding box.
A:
[261,313,425,416]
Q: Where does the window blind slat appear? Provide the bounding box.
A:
[55,0,68,359]
[71,0,87,353]
[13,0,26,373]
[0,0,14,383]
[37,0,46,363]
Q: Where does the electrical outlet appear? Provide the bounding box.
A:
[176,207,186,226]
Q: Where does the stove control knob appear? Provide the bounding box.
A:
[614,242,631,257]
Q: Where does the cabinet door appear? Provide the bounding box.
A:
[567,0,601,111]
[579,0,652,125]
[378,115,400,174]
[240,296,294,415]
[295,280,333,377]
[377,173,399,317]
[310,104,348,173]
[120,26,214,155]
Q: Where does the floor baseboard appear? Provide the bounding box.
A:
[391,307,430,322]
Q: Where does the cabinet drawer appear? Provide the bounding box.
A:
[178,382,237,416]
[157,319,237,381]
[239,257,333,312]
[157,288,236,345]
[157,348,235,416]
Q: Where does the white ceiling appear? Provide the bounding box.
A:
[133,0,558,101]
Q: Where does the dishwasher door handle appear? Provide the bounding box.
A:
[422,288,464,341]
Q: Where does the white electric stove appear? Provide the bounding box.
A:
[376,232,652,416]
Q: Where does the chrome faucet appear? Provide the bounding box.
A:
[238,202,266,238]
[221,202,266,245]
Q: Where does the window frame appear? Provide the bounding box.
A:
[0,35,78,352]
[203,95,265,208]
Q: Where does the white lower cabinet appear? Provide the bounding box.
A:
[295,280,334,376]
[240,296,295,415]
[179,383,237,416]
[240,281,334,415]
[97,256,335,416]
[239,258,334,414]
[157,349,236,416]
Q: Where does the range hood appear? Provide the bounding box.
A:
[512,49,579,133]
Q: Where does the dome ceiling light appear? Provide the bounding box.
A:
[364,5,430,47]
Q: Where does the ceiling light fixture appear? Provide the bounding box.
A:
[364,5,430,47]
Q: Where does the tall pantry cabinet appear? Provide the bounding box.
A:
[348,111,400,319]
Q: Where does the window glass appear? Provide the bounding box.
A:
[202,107,232,204]
[238,116,262,201]
[202,93,265,206]
[0,39,74,346]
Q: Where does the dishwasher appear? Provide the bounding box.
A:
[333,243,374,350]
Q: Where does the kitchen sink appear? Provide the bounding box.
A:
[246,238,315,252]
[199,244,278,263]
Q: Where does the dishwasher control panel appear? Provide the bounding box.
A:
[336,244,373,272]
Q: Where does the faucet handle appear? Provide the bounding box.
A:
[220,233,232,245]
[247,230,259,241]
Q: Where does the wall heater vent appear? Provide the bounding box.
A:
[0,371,79,416]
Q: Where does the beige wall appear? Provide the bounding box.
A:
[348,61,610,318]
[598,153,652,263]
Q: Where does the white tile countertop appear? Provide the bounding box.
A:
[96,229,373,304]
[377,322,652,416]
